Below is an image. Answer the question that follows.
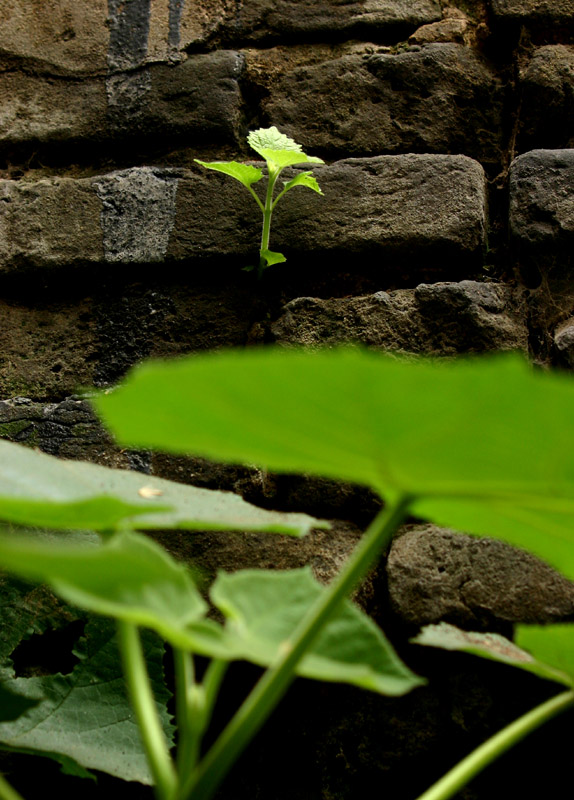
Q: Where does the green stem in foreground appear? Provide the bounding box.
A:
[416,689,574,800]
[116,621,178,800]
[0,774,25,800]
[179,494,413,800]
[174,649,198,777]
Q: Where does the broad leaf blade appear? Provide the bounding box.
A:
[194,160,263,189]
[282,171,323,195]
[247,126,324,169]
[412,622,573,688]
[261,249,287,268]
[0,439,320,537]
[0,686,39,722]
[0,619,173,783]
[96,348,574,580]
[210,568,424,695]
[0,529,208,648]
[516,624,574,687]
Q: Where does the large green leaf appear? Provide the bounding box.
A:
[95,348,574,579]
[0,439,321,536]
[0,617,173,783]
[0,529,208,649]
[412,622,573,688]
[210,568,424,695]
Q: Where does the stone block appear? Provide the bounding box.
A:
[387,524,574,629]
[271,281,528,355]
[251,43,503,162]
[216,0,441,43]
[509,149,574,256]
[0,51,244,146]
[0,0,227,76]
[491,0,574,23]
[518,46,574,152]
[0,154,486,271]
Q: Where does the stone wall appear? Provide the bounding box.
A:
[2,2,574,799]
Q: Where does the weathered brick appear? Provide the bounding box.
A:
[214,0,441,43]
[509,149,574,255]
[0,155,486,271]
[251,43,504,162]
[518,46,574,152]
[271,282,528,355]
[0,0,226,76]
[0,51,244,146]
[491,0,574,22]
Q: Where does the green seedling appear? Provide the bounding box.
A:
[2,348,574,800]
[195,127,324,277]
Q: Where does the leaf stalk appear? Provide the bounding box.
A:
[415,689,574,800]
[179,494,414,800]
[117,621,177,800]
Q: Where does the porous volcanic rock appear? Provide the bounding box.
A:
[518,46,574,152]
[0,51,244,146]
[491,0,574,24]
[271,281,528,354]
[253,42,503,162]
[215,0,442,44]
[387,524,574,630]
[0,156,486,271]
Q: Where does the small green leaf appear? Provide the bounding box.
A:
[210,568,424,695]
[0,618,173,783]
[261,249,287,268]
[248,127,304,154]
[0,439,321,537]
[282,171,323,195]
[247,126,324,170]
[0,529,208,649]
[412,622,573,688]
[194,160,263,189]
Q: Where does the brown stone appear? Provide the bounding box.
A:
[271,281,528,355]
[252,42,504,162]
[387,524,574,629]
[518,46,574,152]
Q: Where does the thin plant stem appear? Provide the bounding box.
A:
[201,659,228,733]
[174,649,197,777]
[0,774,25,800]
[258,168,279,278]
[179,494,413,800]
[116,621,178,800]
[416,689,574,800]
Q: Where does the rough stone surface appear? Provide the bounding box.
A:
[0,51,244,146]
[215,0,442,44]
[518,46,574,153]
[0,278,259,398]
[509,149,574,255]
[271,281,528,354]
[491,0,574,22]
[252,43,503,162]
[0,396,128,466]
[0,156,486,271]
[387,525,574,629]
[0,0,232,75]
[0,295,95,399]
